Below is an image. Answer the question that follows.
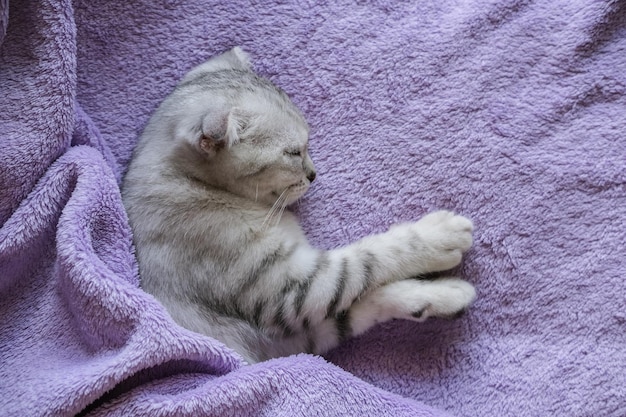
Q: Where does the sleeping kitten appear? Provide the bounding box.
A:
[122,47,476,364]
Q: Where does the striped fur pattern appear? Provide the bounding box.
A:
[122,48,476,363]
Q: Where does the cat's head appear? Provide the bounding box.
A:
[168,47,316,207]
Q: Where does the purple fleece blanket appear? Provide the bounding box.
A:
[1,0,625,416]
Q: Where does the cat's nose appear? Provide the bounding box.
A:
[307,171,316,183]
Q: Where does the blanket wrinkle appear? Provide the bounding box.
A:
[0,0,76,225]
[2,146,245,416]
[574,0,626,56]
[72,102,120,181]
[84,355,450,417]
[2,0,625,416]
[0,0,6,44]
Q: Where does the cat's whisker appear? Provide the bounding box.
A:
[274,192,291,227]
[255,182,259,203]
[261,206,277,229]
[262,188,289,229]
[269,197,289,228]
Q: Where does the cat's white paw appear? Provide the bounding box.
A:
[348,278,476,335]
[412,210,473,271]
[407,278,476,321]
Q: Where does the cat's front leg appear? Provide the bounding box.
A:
[353,210,473,283]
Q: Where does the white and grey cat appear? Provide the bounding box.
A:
[122,47,476,364]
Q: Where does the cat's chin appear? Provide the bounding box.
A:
[285,182,309,204]
[267,182,309,206]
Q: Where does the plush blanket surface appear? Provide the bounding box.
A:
[1,0,625,416]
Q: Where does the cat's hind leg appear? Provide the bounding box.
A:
[348,278,476,337]
[307,278,475,355]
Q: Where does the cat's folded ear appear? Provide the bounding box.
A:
[177,107,251,159]
[180,47,252,84]
[226,47,252,69]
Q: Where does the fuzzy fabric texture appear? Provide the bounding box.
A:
[1,0,625,416]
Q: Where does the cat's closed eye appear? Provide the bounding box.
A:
[284,149,302,157]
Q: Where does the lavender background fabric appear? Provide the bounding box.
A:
[1,0,625,416]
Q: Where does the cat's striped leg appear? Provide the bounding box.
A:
[306,278,475,354]
[294,210,473,325]
[280,211,473,354]
[248,211,473,355]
